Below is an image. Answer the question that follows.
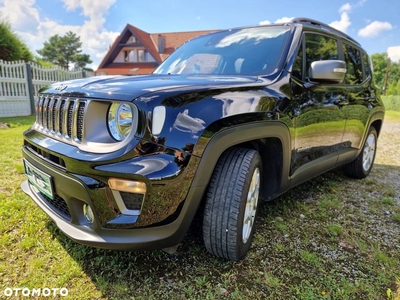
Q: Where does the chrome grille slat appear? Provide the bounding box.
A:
[59,100,65,135]
[77,102,85,141]
[50,97,57,132]
[66,101,74,139]
[43,96,49,130]
[35,95,86,143]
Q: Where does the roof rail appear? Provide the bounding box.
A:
[290,17,360,46]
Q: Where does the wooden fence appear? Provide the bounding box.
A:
[0,60,94,117]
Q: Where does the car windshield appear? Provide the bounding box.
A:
[153,26,291,76]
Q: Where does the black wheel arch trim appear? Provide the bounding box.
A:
[358,110,385,154]
[170,121,292,244]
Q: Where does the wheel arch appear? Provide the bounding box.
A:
[189,120,292,212]
[167,121,292,246]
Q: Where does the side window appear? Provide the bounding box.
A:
[342,43,363,84]
[363,52,371,80]
[304,34,338,79]
[292,39,303,80]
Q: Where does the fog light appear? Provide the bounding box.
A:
[108,178,147,194]
[83,204,94,224]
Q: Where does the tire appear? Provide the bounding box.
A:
[345,126,377,179]
[202,147,262,260]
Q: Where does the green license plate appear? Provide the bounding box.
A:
[24,159,54,200]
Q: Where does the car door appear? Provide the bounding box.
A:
[337,44,373,165]
[290,32,346,183]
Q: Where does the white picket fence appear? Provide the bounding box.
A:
[0,60,94,117]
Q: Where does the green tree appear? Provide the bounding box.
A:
[370,53,387,90]
[371,53,400,95]
[37,31,92,69]
[0,16,33,61]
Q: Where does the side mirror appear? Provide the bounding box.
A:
[309,60,346,84]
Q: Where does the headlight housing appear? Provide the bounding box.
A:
[108,103,134,141]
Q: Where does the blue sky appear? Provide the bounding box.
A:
[1,0,399,70]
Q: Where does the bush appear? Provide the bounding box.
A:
[0,16,33,61]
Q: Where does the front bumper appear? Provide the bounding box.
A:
[21,139,202,251]
[21,181,196,250]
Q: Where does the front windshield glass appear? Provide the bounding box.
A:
[154,26,291,76]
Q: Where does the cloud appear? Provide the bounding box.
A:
[0,0,119,69]
[259,20,271,25]
[275,17,294,23]
[329,3,351,33]
[0,0,40,32]
[358,21,393,37]
[62,0,115,19]
[259,17,293,25]
[388,46,400,63]
[339,3,352,13]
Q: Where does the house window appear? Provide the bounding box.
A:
[123,49,146,62]
[124,50,135,62]
[127,36,137,44]
[138,49,145,62]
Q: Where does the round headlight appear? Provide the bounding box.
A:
[108,103,133,141]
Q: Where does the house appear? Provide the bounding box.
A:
[96,24,217,75]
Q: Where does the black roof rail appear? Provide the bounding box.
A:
[290,17,360,46]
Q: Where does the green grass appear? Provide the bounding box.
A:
[382,95,400,112]
[0,115,399,300]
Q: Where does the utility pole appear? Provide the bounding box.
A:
[383,55,390,95]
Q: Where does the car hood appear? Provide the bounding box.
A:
[42,74,266,101]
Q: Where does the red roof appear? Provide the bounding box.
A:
[96,24,218,75]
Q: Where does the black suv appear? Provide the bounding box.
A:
[22,18,384,260]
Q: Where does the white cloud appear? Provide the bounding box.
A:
[259,20,271,25]
[358,21,393,37]
[275,17,294,23]
[62,0,115,19]
[330,3,351,33]
[388,46,400,63]
[259,17,293,25]
[0,0,40,32]
[0,0,119,70]
[329,12,351,33]
[339,3,352,13]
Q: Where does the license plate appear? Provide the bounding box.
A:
[24,159,54,200]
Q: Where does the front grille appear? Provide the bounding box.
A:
[41,192,71,221]
[36,95,86,142]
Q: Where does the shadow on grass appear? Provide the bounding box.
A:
[45,166,400,299]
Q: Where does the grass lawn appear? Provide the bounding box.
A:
[0,113,399,299]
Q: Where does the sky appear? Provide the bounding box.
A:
[0,0,399,70]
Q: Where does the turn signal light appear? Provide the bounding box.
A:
[108,178,147,194]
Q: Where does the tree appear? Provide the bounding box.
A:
[37,31,92,69]
[370,53,387,90]
[0,15,33,61]
[371,52,400,95]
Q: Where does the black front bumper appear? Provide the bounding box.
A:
[21,143,203,251]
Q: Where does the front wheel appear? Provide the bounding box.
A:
[202,147,262,260]
[345,126,377,179]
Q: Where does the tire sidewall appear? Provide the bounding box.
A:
[360,127,377,177]
[234,152,262,258]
